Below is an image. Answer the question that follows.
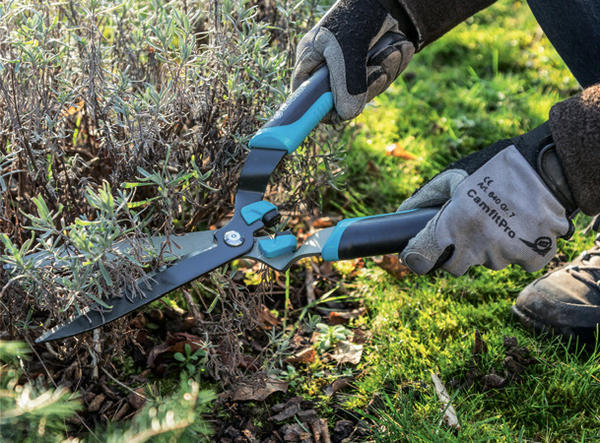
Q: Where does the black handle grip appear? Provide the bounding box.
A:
[335,208,439,260]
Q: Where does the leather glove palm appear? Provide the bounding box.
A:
[292,0,415,121]
[398,124,577,276]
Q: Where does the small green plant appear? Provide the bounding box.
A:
[280,364,301,389]
[174,343,207,375]
[0,0,342,382]
[315,323,352,351]
[304,312,322,331]
[0,182,151,314]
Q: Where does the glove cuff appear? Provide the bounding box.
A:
[441,123,579,219]
[549,85,600,215]
[512,122,578,217]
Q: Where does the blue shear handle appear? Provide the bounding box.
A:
[249,66,333,153]
[321,207,440,261]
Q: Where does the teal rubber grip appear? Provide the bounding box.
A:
[249,66,332,154]
[241,201,278,225]
[249,92,333,153]
[258,234,297,259]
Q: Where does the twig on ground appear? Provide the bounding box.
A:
[431,372,460,430]
[112,399,130,421]
[183,289,203,324]
[92,328,101,379]
[320,418,331,443]
[86,344,98,380]
[44,342,61,359]
[0,275,26,298]
[305,263,315,304]
[101,367,147,401]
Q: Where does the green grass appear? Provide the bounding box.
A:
[320,1,600,440]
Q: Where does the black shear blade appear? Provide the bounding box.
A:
[36,240,243,343]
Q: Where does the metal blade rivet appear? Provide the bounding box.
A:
[224,230,244,247]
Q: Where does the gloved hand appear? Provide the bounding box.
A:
[398,123,578,276]
[291,0,415,122]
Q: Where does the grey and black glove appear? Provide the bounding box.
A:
[398,123,578,276]
[291,0,415,121]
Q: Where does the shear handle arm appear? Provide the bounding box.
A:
[248,33,400,154]
[248,66,332,154]
[321,207,439,261]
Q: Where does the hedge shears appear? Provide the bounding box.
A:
[35,35,438,344]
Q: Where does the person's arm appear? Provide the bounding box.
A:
[395,85,600,276]
[396,91,600,276]
[291,0,499,122]
[380,0,497,50]
[549,85,600,215]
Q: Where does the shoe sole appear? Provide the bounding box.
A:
[511,304,558,336]
[511,304,598,346]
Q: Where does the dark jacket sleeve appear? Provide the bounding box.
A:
[550,85,600,215]
[395,0,497,49]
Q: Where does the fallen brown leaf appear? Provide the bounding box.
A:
[281,423,311,442]
[271,403,301,422]
[385,141,417,160]
[330,341,363,365]
[333,420,354,442]
[483,373,506,390]
[127,387,146,410]
[231,377,289,402]
[146,332,207,367]
[503,356,524,376]
[271,396,302,413]
[88,393,106,412]
[286,347,316,364]
[351,329,371,345]
[113,402,130,421]
[146,343,171,367]
[297,409,317,421]
[324,377,353,397]
[373,254,411,280]
[258,304,281,330]
[473,330,488,355]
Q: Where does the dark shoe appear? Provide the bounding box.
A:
[512,235,600,344]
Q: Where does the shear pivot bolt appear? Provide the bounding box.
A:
[224,230,244,247]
